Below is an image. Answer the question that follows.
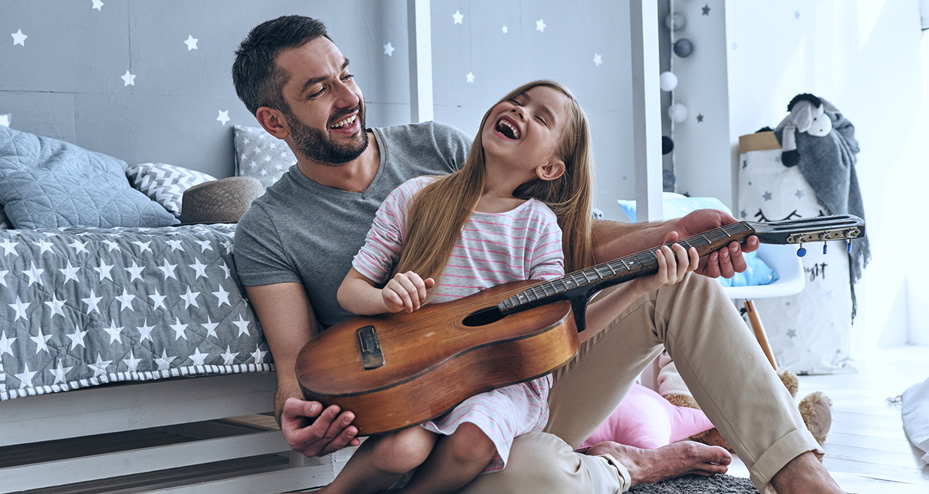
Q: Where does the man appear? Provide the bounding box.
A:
[232,15,843,494]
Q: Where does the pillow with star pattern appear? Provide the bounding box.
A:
[233,125,295,188]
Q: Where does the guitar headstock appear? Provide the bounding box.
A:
[748,214,865,245]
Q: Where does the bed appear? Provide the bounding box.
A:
[0,126,350,492]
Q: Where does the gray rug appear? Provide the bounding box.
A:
[628,475,759,494]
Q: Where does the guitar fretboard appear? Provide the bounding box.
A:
[498,221,753,315]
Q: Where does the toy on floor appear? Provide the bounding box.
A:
[657,353,833,453]
[578,382,716,451]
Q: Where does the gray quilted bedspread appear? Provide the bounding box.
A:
[0,224,274,401]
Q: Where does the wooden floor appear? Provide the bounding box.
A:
[727,344,929,494]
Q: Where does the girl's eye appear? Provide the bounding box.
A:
[509,98,522,106]
[536,115,548,126]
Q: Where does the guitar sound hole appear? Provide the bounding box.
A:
[462,307,504,327]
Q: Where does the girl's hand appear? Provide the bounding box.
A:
[634,244,699,293]
[382,271,436,313]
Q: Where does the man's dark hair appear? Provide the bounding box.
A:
[233,15,331,115]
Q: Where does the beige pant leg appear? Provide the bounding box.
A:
[457,431,631,494]
[545,272,822,494]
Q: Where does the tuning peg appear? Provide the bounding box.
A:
[797,244,807,257]
[823,242,828,255]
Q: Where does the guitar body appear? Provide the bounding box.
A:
[296,280,579,435]
[295,214,866,436]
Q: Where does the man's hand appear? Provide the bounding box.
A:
[666,209,759,279]
[280,397,361,457]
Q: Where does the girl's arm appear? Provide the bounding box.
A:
[583,243,698,341]
[338,268,435,315]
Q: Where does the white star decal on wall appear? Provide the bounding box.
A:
[536,19,546,32]
[15,364,37,389]
[593,53,603,66]
[0,332,17,357]
[383,42,395,56]
[217,110,230,125]
[502,25,508,34]
[92,0,104,10]
[453,10,464,24]
[184,35,198,51]
[466,72,475,83]
[121,70,136,86]
[11,29,27,46]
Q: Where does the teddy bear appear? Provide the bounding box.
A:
[656,352,833,452]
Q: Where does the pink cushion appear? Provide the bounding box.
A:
[579,383,715,450]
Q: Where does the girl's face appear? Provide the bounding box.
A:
[481,85,570,176]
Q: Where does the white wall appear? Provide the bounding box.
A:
[672,0,929,349]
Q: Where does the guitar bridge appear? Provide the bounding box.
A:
[356,326,385,370]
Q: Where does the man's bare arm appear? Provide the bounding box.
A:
[245,282,360,456]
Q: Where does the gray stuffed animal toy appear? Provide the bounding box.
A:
[774,93,840,166]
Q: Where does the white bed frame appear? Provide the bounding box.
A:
[0,373,351,493]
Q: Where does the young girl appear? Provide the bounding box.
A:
[324,80,698,494]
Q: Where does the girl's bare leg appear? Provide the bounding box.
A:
[320,427,437,494]
[401,423,497,494]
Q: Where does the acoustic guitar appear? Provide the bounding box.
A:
[295,214,865,435]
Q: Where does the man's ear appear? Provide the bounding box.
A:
[255,107,289,139]
[536,160,566,182]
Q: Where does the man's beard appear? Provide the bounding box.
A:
[285,104,368,165]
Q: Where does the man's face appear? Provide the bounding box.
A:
[275,37,367,165]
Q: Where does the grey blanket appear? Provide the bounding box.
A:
[775,112,870,318]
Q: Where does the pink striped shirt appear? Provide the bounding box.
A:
[351,176,565,473]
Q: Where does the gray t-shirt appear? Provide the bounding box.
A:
[233,121,471,329]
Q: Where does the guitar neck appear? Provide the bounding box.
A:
[497,222,755,321]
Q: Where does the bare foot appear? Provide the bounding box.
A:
[770,451,843,493]
[585,441,731,486]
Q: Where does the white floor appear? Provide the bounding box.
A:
[727,345,929,494]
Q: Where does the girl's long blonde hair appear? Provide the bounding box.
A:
[394,80,595,282]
